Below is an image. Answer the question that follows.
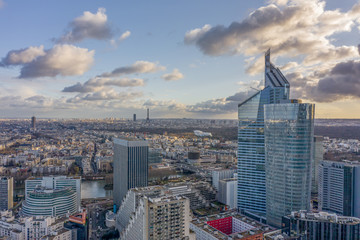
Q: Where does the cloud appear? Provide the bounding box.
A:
[280,61,298,71]
[19,45,94,78]
[187,91,254,114]
[184,0,359,68]
[184,24,212,44]
[1,46,46,66]
[119,31,131,41]
[63,77,145,93]
[143,99,186,111]
[57,8,112,43]
[1,44,94,78]
[285,60,360,102]
[100,61,165,78]
[68,89,143,102]
[161,69,184,81]
[110,30,131,47]
[315,60,360,101]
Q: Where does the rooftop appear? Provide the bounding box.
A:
[289,211,360,225]
[191,211,272,240]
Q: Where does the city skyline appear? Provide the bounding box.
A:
[0,0,360,119]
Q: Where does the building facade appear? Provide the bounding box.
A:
[22,187,77,217]
[0,177,13,211]
[117,188,190,240]
[25,176,81,211]
[264,102,314,227]
[312,136,324,194]
[282,210,360,240]
[212,169,236,190]
[113,138,149,208]
[237,49,290,216]
[218,178,237,209]
[318,160,360,218]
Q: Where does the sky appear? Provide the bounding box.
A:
[0,0,360,119]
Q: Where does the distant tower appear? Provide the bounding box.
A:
[31,116,36,132]
[146,108,150,121]
[133,114,136,122]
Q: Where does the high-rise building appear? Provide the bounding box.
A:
[0,177,13,211]
[116,187,190,240]
[237,49,289,216]
[22,186,78,217]
[31,116,36,131]
[133,113,136,122]
[264,101,314,227]
[318,160,360,218]
[312,136,324,194]
[282,210,360,240]
[25,176,81,211]
[218,178,237,209]
[211,169,236,190]
[113,138,149,208]
[146,108,150,121]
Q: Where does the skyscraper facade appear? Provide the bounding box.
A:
[312,136,324,194]
[264,101,314,227]
[237,50,289,215]
[318,160,360,218]
[0,176,13,211]
[113,138,149,208]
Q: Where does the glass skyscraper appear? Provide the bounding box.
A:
[113,138,149,208]
[264,102,314,227]
[237,50,289,215]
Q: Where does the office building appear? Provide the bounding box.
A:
[237,49,290,216]
[318,160,360,217]
[31,116,36,131]
[211,169,236,190]
[312,136,324,194]
[22,186,77,217]
[0,177,13,211]
[264,101,314,227]
[133,113,136,122]
[218,178,237,209]
[146,108,150,121]
[113,138,149,208]
[282,210,360,240]
[25,176,81,211]
[116,187,190,240]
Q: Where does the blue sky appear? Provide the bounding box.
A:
[0,0,360,119]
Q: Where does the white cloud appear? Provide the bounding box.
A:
[15,44,94,78]
[63,77,145,93]
[57,8,112,43]
[1,46,46,65]
[119,31,131,41]
[184,0,359,66]
[68,89,143,102]
[161,69,184,81]
[110,30,131,47]
[100,61,165,78]
[184,24,212,44]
